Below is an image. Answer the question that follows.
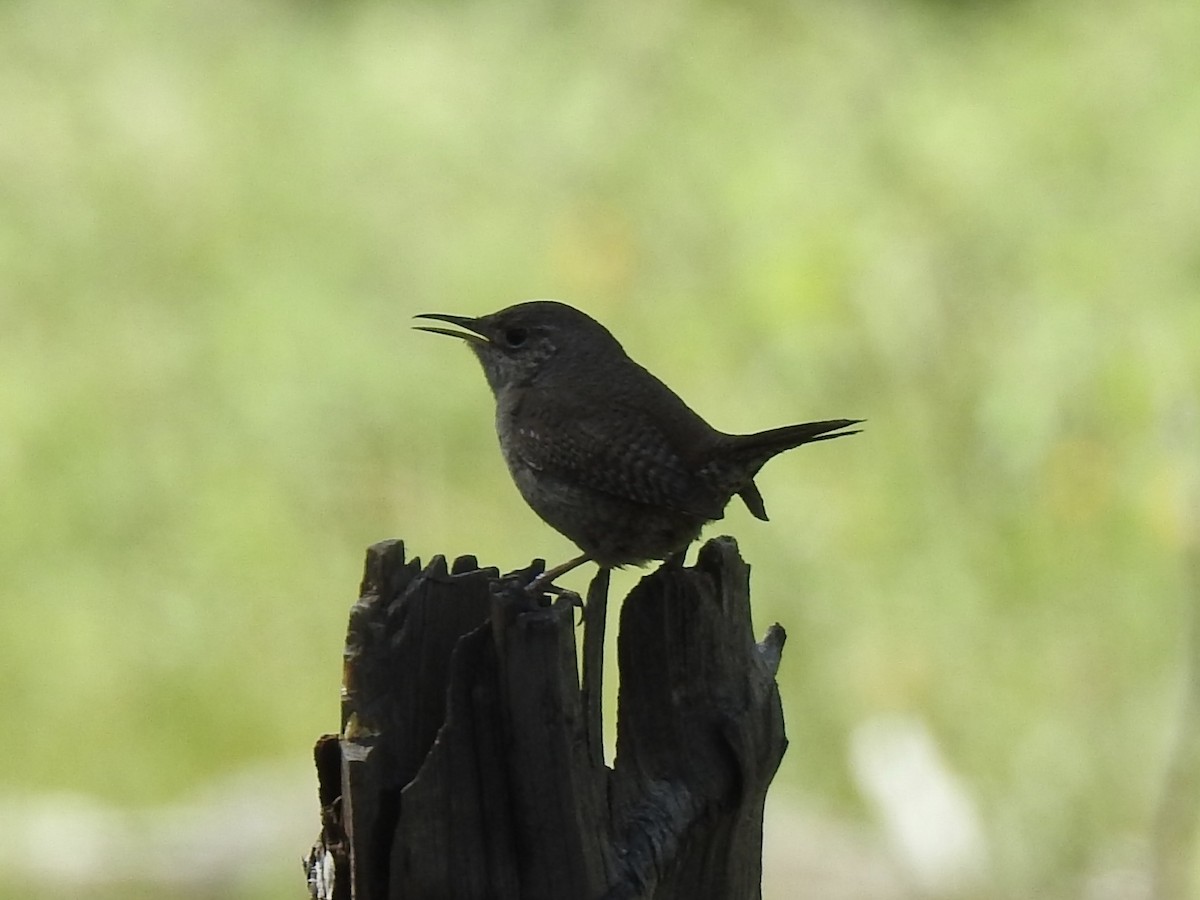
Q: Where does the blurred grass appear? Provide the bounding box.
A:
[2,0,1198,895]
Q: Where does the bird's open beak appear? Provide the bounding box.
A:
[413,313,491,345]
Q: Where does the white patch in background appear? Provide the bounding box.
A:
[850,714,990,896]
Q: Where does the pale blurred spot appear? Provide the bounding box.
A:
[1,761,315,893]
[850,714,989,896]
[1082,837,1153,900]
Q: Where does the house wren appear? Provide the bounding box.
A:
[415,301,859,591]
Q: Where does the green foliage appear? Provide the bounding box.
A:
[2,0,1196,895]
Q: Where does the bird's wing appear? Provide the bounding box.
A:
[506,395,724,519]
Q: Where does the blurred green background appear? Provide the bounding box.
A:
[3,0,1198,896]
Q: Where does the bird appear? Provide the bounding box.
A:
[415,301,860,593]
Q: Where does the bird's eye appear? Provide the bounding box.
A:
[504,327,528,348]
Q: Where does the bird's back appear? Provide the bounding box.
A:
[501,349,727,520]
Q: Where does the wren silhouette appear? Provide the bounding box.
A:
[415,301,860,592]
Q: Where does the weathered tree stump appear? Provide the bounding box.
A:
[306,535,787,900]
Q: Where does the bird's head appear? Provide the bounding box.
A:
[414,300,621,396]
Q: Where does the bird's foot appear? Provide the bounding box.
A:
[527,576,584,609]
[521,552,593,601]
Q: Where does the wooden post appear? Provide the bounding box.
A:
[306,536,787,900]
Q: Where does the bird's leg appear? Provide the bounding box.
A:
[526,552,593,597]
[580,566,611,768]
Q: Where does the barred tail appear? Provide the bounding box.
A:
[728,418,862,520]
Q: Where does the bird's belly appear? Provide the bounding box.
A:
[502,453,707,568]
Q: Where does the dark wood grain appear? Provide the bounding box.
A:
[307,536,787,900]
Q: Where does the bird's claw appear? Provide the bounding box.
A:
[526,577,583,606]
